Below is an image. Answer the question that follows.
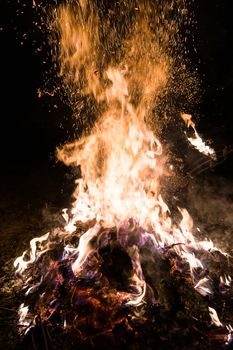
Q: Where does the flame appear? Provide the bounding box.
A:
[14,232,50,275]
[181,113,216,159]
[18,303,31,329]
[220,274,232,286]
[18,303,36,335]
[13,1,232,341]
[194,277,212,296]
[56,62,211,295]
[208,307,223,327]
[226,325,233,345]
[16,0,221,301]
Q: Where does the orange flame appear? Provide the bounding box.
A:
[14,2,228,317]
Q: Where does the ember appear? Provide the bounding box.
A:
[9,1,233,349]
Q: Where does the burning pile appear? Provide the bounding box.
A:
[14,1,233,349]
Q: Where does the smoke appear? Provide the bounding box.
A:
[187,175,233,252]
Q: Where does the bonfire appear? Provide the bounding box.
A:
[11,1,233,349]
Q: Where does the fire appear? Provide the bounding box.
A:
[181,113,216,159]
[13,1,233,345]
[208,307,223,327]
[18,304,29,326]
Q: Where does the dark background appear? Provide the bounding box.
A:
[0,0,233,212]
